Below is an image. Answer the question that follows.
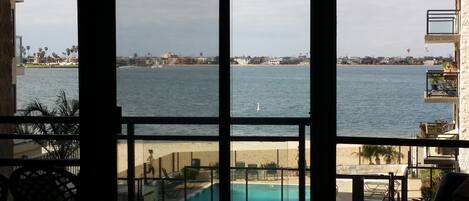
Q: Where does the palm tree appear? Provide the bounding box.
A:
[44,47,49,63]
[356,145,397,165]
[355,145,381,165]
[381,146,403,164]
[18,91,79,160]
[66,48,71,63]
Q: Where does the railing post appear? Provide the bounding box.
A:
[161,179,165,201]
[177,152,180,171]
[299,124,306,201]
[352,176,364,201]
[211,168,214,201]
[277,149,280,167]
[389,172,395,201]
[143,163,148,185]
[359,147,361,165]
[159,157,162,178]
[127,123,136,201]
[281,169,284,201]
[137,179,142,201]
[408,149,411,168]
[402,177,408,201]
[245,168,248,201]
[416,147,419,177]
[172,153,175,173]
[234,150,237,164]
[184,167,187,201]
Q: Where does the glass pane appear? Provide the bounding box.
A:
[16,0,79,108]
[232,125,299,137]
[337,0,459,140]
[116,0,219,118]
[0,0,79,164]
[117,141,219,201]
[231,0,310,120]
[337,144,464,201]
[231,141,306,201]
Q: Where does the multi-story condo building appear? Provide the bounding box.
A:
[421,1,461,168]
[423,0,469,172]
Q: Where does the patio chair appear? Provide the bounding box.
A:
[247,164,259,180]
[433,172,469,201]
[0,174,8,201]
[161,168,184,199]
[9,166,78,201]
[235,161,246,180]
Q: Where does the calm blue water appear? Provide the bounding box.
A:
[16,65,452,138]
[188,184,310,201]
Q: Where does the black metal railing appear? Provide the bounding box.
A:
[426,70,458,98]
[427,10,460,34]
[404,166,456,200]
[119,117,309,201]
[3,116,469,201]
[124,165,407,201]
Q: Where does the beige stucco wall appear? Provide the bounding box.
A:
[459,0,469,173]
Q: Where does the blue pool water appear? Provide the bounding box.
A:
[188,184,310,201]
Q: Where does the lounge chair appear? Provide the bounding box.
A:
[160,168,184,199]
[247,164,259,180]
[364,179,401,201]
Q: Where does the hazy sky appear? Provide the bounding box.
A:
[16,0,455,57]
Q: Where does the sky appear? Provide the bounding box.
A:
[16,0,455,57]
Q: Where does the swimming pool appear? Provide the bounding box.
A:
[187,183,311,201]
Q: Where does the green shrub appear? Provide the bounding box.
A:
[182,167,199,180]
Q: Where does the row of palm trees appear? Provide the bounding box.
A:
[356,145,404,165]
[21,45,78,64]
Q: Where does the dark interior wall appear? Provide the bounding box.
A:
[0,0,15,176]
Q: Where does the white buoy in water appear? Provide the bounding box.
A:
[256,103,260,112]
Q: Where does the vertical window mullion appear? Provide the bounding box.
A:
[219,0,231,201]
[310,0,337,200]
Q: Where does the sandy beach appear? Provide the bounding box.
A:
[117,141,420,176]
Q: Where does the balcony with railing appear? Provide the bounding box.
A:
[424,70,458,103]
[418,121,458,166]
[425,10,460,44]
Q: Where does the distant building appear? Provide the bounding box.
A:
[268,58,282,65]
[160,52,179,65]
[234,58,250,65]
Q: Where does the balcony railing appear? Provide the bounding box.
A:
[3,116,469,201]
[426,70,458,99]
[427,10,460,34]
[418,121,456,139]
[417,121,458,165]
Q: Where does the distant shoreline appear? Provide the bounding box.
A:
[21,64,78,68]
[116,64,311,68]
[21,64,440,69]
[337,64,438,67]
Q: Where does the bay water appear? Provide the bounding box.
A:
[16,65,451,138]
